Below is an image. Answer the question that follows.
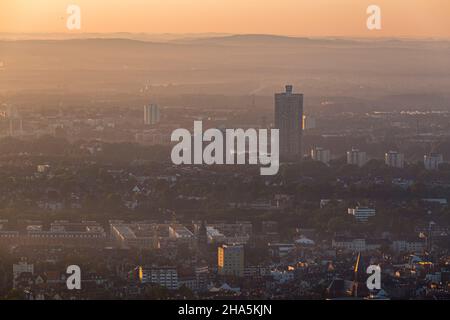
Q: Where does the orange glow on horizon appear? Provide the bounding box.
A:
[0,0,449,38]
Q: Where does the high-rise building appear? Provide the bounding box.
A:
[311,147,331,164]
[217,244,244,277]
[347,148,367,167]
[144,104,160,125]
[424,153,444,170]
[303,115,316,130]
[385,151,405,168]
[275,85,303,160]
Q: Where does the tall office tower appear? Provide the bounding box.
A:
[385,151,405,168]
[144,104,160,125]
[217,244,244,277]
[347,148,367,167]
[311,147,331,165]
[424,153,444,170]
[275,85,303,161]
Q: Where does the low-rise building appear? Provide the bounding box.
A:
[169,224,195,247]
[391,238,426,254]
[424,153,444,171]
[348,207,376,222]
[311,147,331,164]
[385,151,405,168]
[347,149,367,167]
[111,223,159,249]
[138,266,179,290]
[332,237,385,252]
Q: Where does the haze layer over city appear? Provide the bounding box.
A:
[0,0,449,302]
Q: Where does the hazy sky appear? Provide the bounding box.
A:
[1,0,450,37]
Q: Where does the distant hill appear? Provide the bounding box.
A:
[0,34,449,99]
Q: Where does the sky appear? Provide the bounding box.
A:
[1,0,450,38]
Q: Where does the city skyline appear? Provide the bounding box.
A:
[1,0,450,304]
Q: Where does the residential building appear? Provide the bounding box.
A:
[332,238,385,252]
[13,258,34,289]
[385,151,405,168]
[391,238,426,254]
[144,104,160,125]
[348,207,376,222]
[311,147,331,164]
[347,148,367,167]
[217,244,244,277]
[424,153,444,170]
[111,223,159,249]
[302,115,316,130]
[138,266,179,290]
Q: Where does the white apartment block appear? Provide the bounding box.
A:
[391,239,426,254]
[424,153,444,171]
[385,151,405,168]
[347,149,367,167]
[311,147,331,164]
[332,238,382,252]
[138,266,179,290]
[348,207,376,222]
